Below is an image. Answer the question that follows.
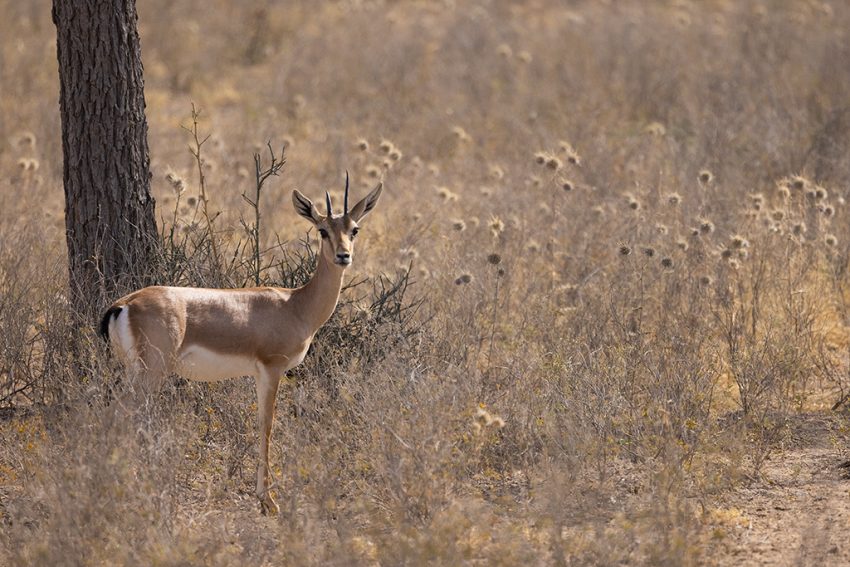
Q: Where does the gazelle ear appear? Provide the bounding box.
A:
[292,190,323,224]
[348,183,383,222]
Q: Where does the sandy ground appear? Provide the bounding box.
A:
[706,413,850,566]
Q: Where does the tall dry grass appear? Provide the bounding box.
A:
[3,0,850,564]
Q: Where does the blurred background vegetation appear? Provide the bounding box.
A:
[2,0,850,564]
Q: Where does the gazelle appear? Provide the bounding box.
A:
[98,175,382,514]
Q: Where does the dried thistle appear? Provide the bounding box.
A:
[452,126,472,142]
[489,216,505,237]
[730,235,749,249]
[436,186,458,202]
[546,156,562,171]
[165,169,186,196]
[645,122,666,136]
[16,131,36,147]
[475,407,493,426]
[366,165,381,178]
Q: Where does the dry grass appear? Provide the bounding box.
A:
[3,0,850,564]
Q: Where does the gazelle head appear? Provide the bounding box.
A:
[292,173,383,267]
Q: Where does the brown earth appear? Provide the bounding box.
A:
[706,413,850,566]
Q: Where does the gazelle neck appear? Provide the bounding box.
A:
[292,249,345,332]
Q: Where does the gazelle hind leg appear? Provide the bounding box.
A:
[137,346,170,396]
[255,364,282,515]
[110,308,172,400]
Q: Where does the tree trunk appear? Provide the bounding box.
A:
[53,0,158,317]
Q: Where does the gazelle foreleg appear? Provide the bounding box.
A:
[255,363,282,515]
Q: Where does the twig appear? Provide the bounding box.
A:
[182,103,220,271]
[242,142,286,286]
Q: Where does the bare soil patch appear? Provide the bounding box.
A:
[706,413,850,566]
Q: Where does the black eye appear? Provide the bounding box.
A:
[351,227,359,238]
[318,228,329,239]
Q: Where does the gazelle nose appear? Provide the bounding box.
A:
[336,252,351,263]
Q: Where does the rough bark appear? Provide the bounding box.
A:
[53,0,158,317]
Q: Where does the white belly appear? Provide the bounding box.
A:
[176,345,257,382]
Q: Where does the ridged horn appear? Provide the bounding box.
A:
[343,170,350,215]
[325,191,333,216]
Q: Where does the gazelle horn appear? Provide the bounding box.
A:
[325,191,333,216]
[343,170,350,215]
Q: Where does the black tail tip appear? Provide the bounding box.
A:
[98,306,122,341]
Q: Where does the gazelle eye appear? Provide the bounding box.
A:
[318,228,329,239]
[351,227,359,238]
